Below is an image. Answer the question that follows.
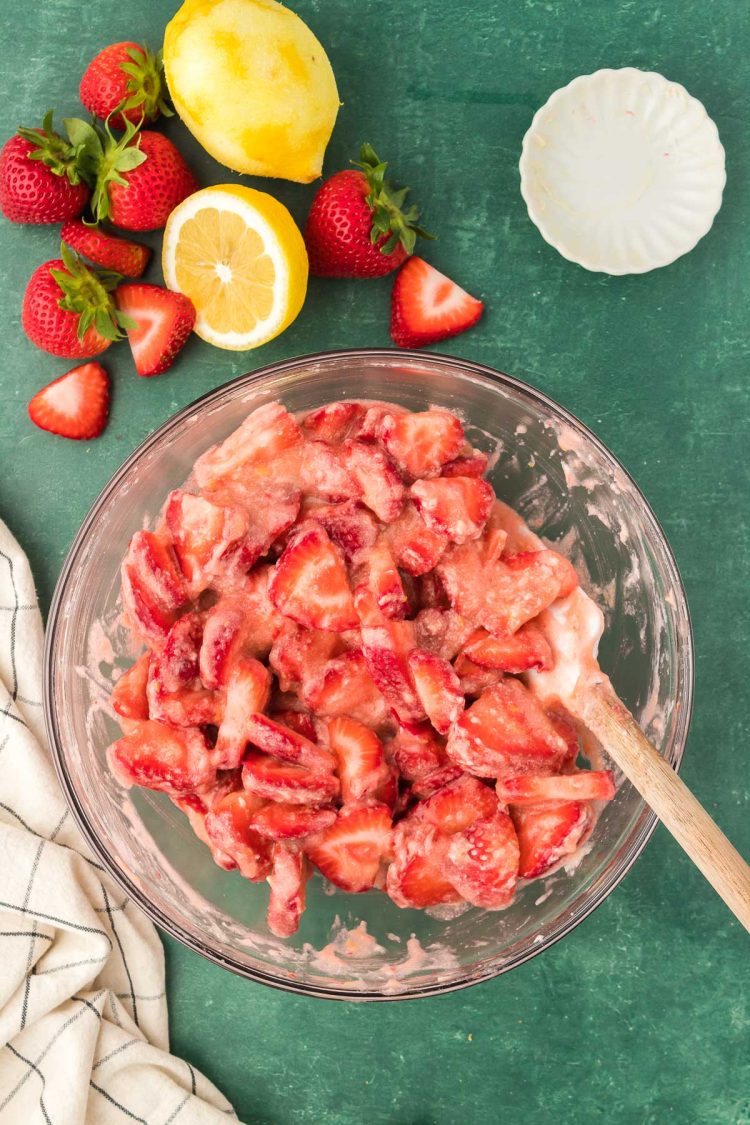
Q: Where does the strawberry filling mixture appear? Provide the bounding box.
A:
[107,399,615,937]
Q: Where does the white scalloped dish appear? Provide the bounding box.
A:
[520,68,726,274]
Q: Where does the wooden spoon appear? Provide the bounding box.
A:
[571,680,750,934]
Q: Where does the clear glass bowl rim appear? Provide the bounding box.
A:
[42,347,694,1002]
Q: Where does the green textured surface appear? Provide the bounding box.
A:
[1,0,749,1122]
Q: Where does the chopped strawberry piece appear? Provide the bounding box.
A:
[341,440,405,523]
[511,802,593,879]
[158,612,204,691]
[354,404,392,442]
[497,771,615,805]
[236,566,287,657]
[201,477,302,583]
[482,550,579,637]
[310,500,379,564]
[270,522,358,632]
[408,649,464,735]
[386,822,460,908]
[108,720,215,796]
[327,716,390,804]
[446,679,568,777]
[267,844,309,937]
[215,658,272,769]
[412,775,498,835]
[165,489,250,597]
[303,649,389,729]
[250,803,337,841]
[111,653,150,723]
[410,763,465,799]
[245,714,335,773]
[269,624,342,692]
[436,541,486,623]
[453,654,505,698]
[441,452,489,479]
[413,609,474,661]
[302,401,366,444]
[147,665,222,728]
[411,477,494,544]
[28,361,110,441]
[384,502,448,575]
[205,790,271,881]
[194,402,304,489]
[120,530,188,647]
[380,410,465,480]
[199,596,248,689]
[305,804,392,893]
[242,752,340,805]
[355,587,425,723]
[415,570,450,610]
[444,811,519,909]
[545,706,580,768]
[390,257,484,349]
[460,624,553,673]
[300,441,359,501]
[361,539,407,619]
[116,283,195,377]
[389,722,448,783]
[268,709,318,743]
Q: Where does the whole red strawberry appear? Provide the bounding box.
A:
[22,243,132,358]
[0,112,90,224]
[80,41,172,131]
[304,144,432,278]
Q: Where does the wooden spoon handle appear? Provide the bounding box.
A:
[574,680,750,934]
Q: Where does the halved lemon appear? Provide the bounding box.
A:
[162,184,308,350]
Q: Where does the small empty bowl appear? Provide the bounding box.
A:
[520,68,726,274]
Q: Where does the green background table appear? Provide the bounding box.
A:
[1,0,748,1121]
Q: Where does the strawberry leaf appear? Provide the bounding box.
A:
[17,111,94,187]
[353,143,434,258]
[51,242,126,343]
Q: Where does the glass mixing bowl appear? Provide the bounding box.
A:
[44,349,693,1000]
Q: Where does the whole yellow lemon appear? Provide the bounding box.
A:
[163,0,340,183]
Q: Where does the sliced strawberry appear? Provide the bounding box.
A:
[111,653,150,723]
[546,706,581,768]
[303,649,389,729]
[412,775,498,835]
[270,522,358,632]
[411,477,493,544]
[165,489,250,597]
[361,539,407,619]
[268,709,318,744]
[158,612,204,691]
[250,803,337,841]
[341,440,405,523]
[446,679,568,778]
[199,595,248,689]
[481,550,579,637]
[242,752,340,805]
[61,219,150,278]
[172,790,237,871]
[497,771,615,805]
[410,763,465,799]
[460,624,553,673]
[269,624,342,692]
[384,501,448,575]
[380,410,465,480]
[108,720,215,796]
[413,609,474,661]
[390,257,484,349]
[147,664,222,728]
[310,500,379,564]
[408,649,464,735]
[444,810,519,909]
[302,401,366,444]
[116,283,195,377]
[194,402,304,489]
[120,530,188,647]
[441,452,489,479]
[28,361,109,440]
[267,844,309,937]
[389,721,448,783]
[300,441,359,501]
[453,654,505,697]
[327,716,390,804]
[245,714,335,773]
[305,804,392,893]
[204,790,271,881]
[215,658,272,769]
[511,802,593,879]
[355,587,425,723]
[386,822,459,908]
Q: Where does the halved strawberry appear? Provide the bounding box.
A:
[165,489,250,597]
[108,720,215,795]
[267,844,309,937]
[408,649,464,735]
[305,804,392,893]
[204,790,271,881]
[390,257,484,349]
[380,503,446,578]
[341,440,405,523]
[111,653,150,724]
[386,822,459,908]
[444,810,519,908]
[303,649,389,729]
[61,219,150,278]
[28,361,110,440]
[242,752,340,805]
[302,401,366,444]
[460,624,553,673]
[250,803,337,841]
[327,716,390,804]
[389,721,448,782]
[269,623,342,692]
[497,771,615,805]
[215,658,272,769]
[361,539,407,619]
[116,283,195,377]
[270,522,358,632]
[411,775,497,835]
[194,402,304,489]
[310,500,379,564]
[482,550,579,637]
[355,587,425,723]
[511,802,593,879]
[446,679,568,778]
[413,609,474,661]
[411,477,493,544]
[300,440,359,501]
[380,409,465,480]
[245,714,335,773]
[441,452,489,479]
[120,530,188,647]
[268,709,318,744]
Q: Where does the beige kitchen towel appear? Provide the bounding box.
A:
[0,519,238,1124]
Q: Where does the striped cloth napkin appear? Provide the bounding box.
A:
[0,519,238,1124]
